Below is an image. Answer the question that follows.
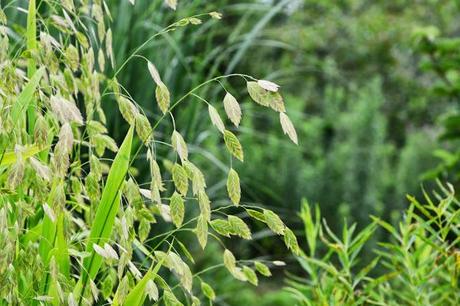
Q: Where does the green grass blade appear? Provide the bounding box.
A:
[11,67,44,126]
[225,0,290,74]
[26,0,37,76]
[55,213,70,278]
[36,212,71,304]
[38,181,59,263]
[114,259,163,306]
[26,0,37,132]
[75,126,134,301]
[20,222,42,245]
[37,181,60,297]
[0,145,44,166]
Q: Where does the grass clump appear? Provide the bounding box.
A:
[288,182,460,305]
[0,1,298,304]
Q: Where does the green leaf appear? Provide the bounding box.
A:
[170,191,185,228]
[227,168,241,206]
[38,183,61,295]
[38,211,70,302]
[118,257,164,306]
[20,222,42,245]
[26,0,38,131]
[224,130,244,161]
[0,145,44,166]
[11,67,45,125]
[74,126,134,299]
[26,0,37,74]
[55,213,70,279]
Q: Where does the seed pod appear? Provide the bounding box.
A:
[8,155,24,189]
[117,96,139,125]
[34,115,49,147]
[170,192,184,228]
[57,123,74,153]
[50,96,83,125]
[223,92,242,127]
[65,44,79,71]
[155,82,170,114]
[171,130,188,162]
[85,172,100,202]
[279,112,298,145]
[29,157,51,181]
[52,181,66,208]
[135,114,153,144]
[227,168,241,206]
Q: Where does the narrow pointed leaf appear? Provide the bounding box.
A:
[11,67,45,125]
[75,126,134,298]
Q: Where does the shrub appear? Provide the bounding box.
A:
[0,1,298,304]
[288,182,460,305]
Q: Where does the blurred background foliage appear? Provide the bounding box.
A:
[8,0,460,304]
[104,0,460,304]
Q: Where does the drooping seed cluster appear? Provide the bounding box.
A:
[0,1,299,305]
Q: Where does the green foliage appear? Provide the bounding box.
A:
[2,0,460,304]
[0,1,299,305]
[69,1,452,272]
[412,21,460,185]
[185,0,446,245]
[288,183,460,305]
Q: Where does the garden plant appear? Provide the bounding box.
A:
[0,0,299,304]
[2,0,460,305]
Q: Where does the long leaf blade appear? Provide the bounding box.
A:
[11,67,45,125]
[26,0,37,131]
[117,259,163,306]
[76,126,134,299]
[0,145,44,166]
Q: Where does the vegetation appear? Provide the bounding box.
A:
[288,183,460,305]
[1,0,460,305]
[0,0,299,304]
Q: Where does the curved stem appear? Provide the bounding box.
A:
[128,73,254,168]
